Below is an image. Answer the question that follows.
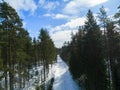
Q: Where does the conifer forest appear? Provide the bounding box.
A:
[0,1,120,90]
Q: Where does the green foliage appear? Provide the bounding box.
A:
[35,85,40,90]
[61,7,120,90]
[0,46,3,70]
[39,29,56,65]
[106,21,120,90]
[97,6,108,29]
[84,10,99,31]
[0,1,56,90]
[1,1,119,90]
[61,10,109,90]
[114,5,120,26]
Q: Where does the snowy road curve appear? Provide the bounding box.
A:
[52,56,80,90]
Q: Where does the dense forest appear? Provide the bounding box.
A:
[1,1,120,90]
[60,5,120,90]
[0,1,57,90]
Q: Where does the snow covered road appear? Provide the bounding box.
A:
[52,56,80,90]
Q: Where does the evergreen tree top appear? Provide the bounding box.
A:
[39,28,50,42]
[84,9,99,31]
[0,1,23,27]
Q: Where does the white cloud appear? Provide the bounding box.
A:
[39,0,59,11]
[51,30,77,48]
[63,17,86,28]
[50,17,86,33]
[5,0,37,14]
[104,8,110,12]
[39,0,45,5]
[63,0,69,2]
[44,13,52,17]
[54,14,69,19]
[44,2,59,10]
[49,17,86,48]
[44,13,70,19]
[23,21,26,27]
[63,0,108,14]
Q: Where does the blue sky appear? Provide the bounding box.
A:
[3,0,120,48]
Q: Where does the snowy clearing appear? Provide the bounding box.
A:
[52,56,80,90]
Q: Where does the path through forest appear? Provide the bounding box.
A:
[52,55,80,90]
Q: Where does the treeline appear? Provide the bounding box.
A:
[60,6,120,90]
[0,1,56,90]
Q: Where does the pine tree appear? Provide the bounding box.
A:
[0,1,57,90]
[38,28,56,84]
[16,28,32,88]
[0,1,32,89]
[33,37,38,66]
[60,6,120,90]
[0,1,23,89]
[98,6,108,33]
[106,21,120,90]
[69,33,79,78]
[0,46,3,71]
[114,5,120,90]
[83,10,107,90]
[114,5,120,27]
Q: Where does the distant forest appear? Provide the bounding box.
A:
[60,5,120,90]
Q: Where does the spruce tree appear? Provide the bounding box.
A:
[106,21,120,90]
[83,10,107,90]
[0,1,23,89]
[114,5,120,27]
[98,6,108,33]
[38,28,56,82]
[0,1,32,89]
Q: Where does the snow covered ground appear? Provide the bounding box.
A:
[52,56,80,90]
[0,55,80,90]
